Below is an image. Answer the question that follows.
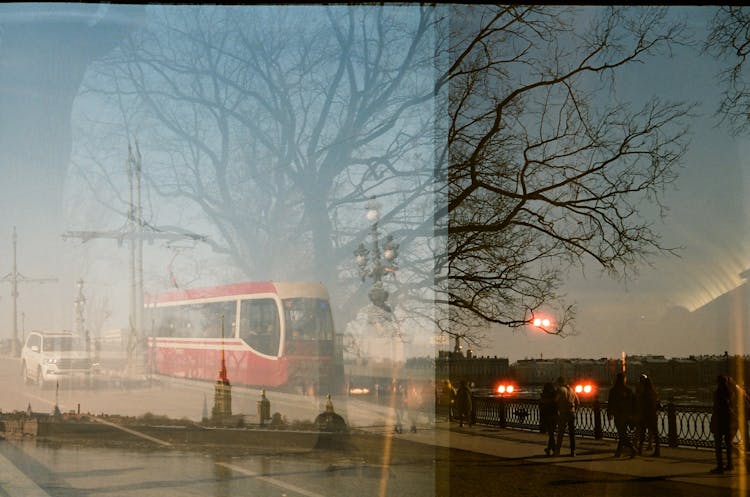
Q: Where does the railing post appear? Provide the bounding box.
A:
[498,397,507,428]
[667,401,678,448]
[593,399,603,439]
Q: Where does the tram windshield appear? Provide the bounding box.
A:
[283,298,334,341]
[238,298,281,356]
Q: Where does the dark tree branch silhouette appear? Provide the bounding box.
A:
[706,6,750,134]
[432,6,693,336]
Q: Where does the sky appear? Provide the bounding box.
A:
[490,7,750,362]
[0,5,748,364]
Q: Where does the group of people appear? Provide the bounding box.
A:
[539,376,581,456]
[539,373,664,458]
[453,371,749,470]
[605,372,662,458]
[544,371,749,473]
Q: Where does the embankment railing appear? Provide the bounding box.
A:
[462,396,748,451]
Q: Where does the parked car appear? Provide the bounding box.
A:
[21,331,92,388]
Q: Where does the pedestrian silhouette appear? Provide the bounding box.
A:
[607,372,636,458]
[454,380,472,428]
[554,376,579,456]
[539,382,559,456]
[710,375,737,474]
[635,373,661,457]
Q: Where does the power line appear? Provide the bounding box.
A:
[62,143,207,372]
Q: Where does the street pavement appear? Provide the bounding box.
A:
[359,418,749,495]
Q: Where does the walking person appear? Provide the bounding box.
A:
[554,376,580,456]
[539,382,559,456]
[607,372,636,458]
[454,379,473,428]
[635,373,661,456]
[405,384,421,433]
[710,375,737,474]
[394,383,406,434]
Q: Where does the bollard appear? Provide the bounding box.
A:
[593,399,603,440]
[667,401,678,448]
[257,389,270,426]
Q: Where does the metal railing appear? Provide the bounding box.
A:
[465,396,748,451]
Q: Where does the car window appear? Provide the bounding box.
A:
[26,334,41,350]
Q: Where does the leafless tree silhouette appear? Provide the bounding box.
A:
[76,5,693,343]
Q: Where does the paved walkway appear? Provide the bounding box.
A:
[359,419,749,494]
[81,387,750,495]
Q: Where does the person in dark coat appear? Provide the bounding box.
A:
[539,382,559,456]
[710,375,737,473]
[607,372,636,458]
[554,376,580,456]
[454,380,472,428]
[635,373,661,457]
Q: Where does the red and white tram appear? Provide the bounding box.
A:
[145,281,340,393]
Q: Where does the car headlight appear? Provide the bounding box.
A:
[45,357,58,364]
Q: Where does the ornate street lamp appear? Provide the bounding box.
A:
[354,197,399,313]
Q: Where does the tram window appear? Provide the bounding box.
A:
[192,302,236,338]
[151,308,178,337]
[151,302,235,338]
[239,298,280,356]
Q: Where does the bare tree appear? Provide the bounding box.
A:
[75,5,693,344]
[705,6,750,133]
[78,5,437,314]
[432,6,693,337]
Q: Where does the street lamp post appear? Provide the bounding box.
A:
[354,197,399,313]
[73,279,88,353]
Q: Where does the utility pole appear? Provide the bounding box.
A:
[1,226,59,356]
[62,143,207,373]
